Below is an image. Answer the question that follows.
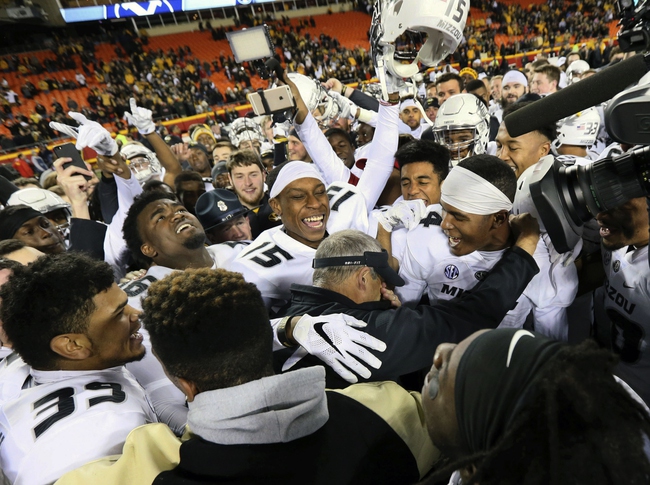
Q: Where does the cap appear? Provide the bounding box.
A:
[312,250,405,287]
[424,97,439,109]
[188,142,210,158]
[211,161,228,179]
[195,189,248,232]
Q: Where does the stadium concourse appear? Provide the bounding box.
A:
[0,0,648,483]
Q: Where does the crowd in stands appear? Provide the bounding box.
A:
[0,0,647,482]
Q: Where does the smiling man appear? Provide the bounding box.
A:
[492,70,528,123]
[395,140,450,207]
[496,101,556,179]
[0,253,155,485]
[230,162,369,311]
[397,155,577,341]
[399,98,426,139]
[226,150,280,238]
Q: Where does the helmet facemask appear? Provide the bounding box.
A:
[434,127,481,166]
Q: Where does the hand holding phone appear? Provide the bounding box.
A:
[53,143,93,181]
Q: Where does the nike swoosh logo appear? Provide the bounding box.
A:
[506,330,535,368]
[623,283,634,289]
[313,322,344,357]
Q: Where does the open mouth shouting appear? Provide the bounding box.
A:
[176,222,195,234]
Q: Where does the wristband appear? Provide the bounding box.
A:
[340,85,346,96]
[276,316,295,347]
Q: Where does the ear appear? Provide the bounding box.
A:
[492,210,509,228]
[141,242,157,259]
[177,377,200,402]
[539,140,551,157]
[50,334,92,361]
[269,197,281,217]
[356,267,371,290]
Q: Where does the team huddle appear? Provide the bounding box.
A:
[0,2,648,484]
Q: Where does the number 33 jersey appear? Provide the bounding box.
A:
[600,245,650,404]
[0,364,156,485]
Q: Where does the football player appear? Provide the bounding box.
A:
[0,253,156,484]
[396,155,577,341]
[552,107,601,161]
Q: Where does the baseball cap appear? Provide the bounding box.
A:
[195,189,248,232]
[211,161,228,179]
[312,250,405,287]
[424,98,439,109]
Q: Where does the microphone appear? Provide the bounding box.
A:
[503,54,648,138]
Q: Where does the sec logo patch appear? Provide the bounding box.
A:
[444,264,459,279]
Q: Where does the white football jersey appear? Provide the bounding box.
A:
[396,206,578,340]
[0,366,156,485]
[230,182,369,310]
[117,242,249,435]
[601,245,650,404]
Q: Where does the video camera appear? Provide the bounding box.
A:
[526,0,650,263]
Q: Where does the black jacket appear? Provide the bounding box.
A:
[276,246,539,388]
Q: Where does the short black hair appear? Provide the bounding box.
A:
[466,79,486,92]
[0,253,114,369]
[174,170,204,194]
[395,139,451,181]
[142,268,273,391]
[266,161,290,195]
[123,191,177,267]
[0,239,26,257]
[457,155,517,202]
[325,128,354,147]
[503,101,556,142]
[142,179,176,196]
[436,72,464,91]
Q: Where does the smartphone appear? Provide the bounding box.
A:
[248,86,295,116]
[53,143,92,181]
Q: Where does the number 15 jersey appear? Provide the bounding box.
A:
[0,365,156,485]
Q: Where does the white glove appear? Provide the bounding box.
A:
[123,97,156,135]
[289,314,386,383]
[375,199,427,232]
[328,91,357,120]
[50,112,118,156]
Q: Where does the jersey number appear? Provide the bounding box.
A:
[420,211,442,228]
[32,382,126,439]
[120,275,158,297]
[248,242,294,268]
[327,185,354,211]
[608,308,646,364]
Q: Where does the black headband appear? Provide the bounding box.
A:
[312,250,404,287]
[0,207,43,241]
[455,329,565,454]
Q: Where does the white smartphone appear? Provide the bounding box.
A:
[248,86,295,116]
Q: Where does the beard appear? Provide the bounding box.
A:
[183,232,208,250]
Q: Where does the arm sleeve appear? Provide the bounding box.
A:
[365,247,540,378]
[349,89,380,112]
[295,112,351,185]
[68,219,108,260]
[355,103,399,212]
[96,175,119,224]
[103,176,143,276]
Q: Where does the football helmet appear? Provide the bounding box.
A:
[554,107,600,148]
[432,94,489,166]
[228,117,266,149]
[565,60,590,84]
[7,188,72,237]
[286,72,341,125]
[369,0,469,79]
[120,142,161,184]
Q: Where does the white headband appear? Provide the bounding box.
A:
[502,70,528,87]
[269,161,326,199]
[400,98,417,111]
[441,166,513,215]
